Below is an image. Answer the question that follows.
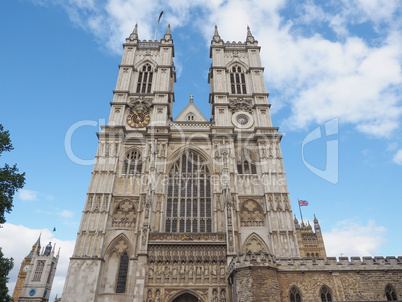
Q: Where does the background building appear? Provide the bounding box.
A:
[12,236,59,302]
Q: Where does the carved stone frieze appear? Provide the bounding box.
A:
[128,96,152,113]
[229,97,253,113]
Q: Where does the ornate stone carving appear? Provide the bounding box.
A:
[240,200,264,227]
[243,233,269,254]
[229,97,253,113]
[128,96,152,113]
[112,200,137,228]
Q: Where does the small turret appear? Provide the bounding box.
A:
[314,214,321,232]
[126,23,138,42]
[246,26,256,43]
[211,25,223,44]
[161,24,173,43]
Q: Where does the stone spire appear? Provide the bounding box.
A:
[126,23,138,42]
[163,24,172,39]
[246,25,256,43]
[212,25,223,44]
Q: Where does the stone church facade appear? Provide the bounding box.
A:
[61,25,402,302]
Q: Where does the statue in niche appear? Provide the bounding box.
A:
[221,289,226,302]
[172,262,178,277]
[220,264,225,277]
[180,262,185,276]
[212,263,217,277]
[196,264,201,276]
[148,266,154,279]
[146,290,152,301]
[204,263,209,276]
[212,289,218,302]
[157,263,162,277]
[164,263,170,278]
[189,264,194,277]
[155,290,161,302]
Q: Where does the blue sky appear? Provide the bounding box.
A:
[1,0,401,299]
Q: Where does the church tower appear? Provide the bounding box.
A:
[11,236,41,302]
[13,237,59,302]
[61,25,299,302]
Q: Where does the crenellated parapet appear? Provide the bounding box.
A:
[228,254,402,276]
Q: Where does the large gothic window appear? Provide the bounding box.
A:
[136,63,153,93]
[230,65,247,94]
[320,285,333,302]
[385,284,398,301]
[116,252,129,293]
[122,150,142,175]
[289,286,302,302]
[165,152,212,233]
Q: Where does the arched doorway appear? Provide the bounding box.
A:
[172,293,199,302]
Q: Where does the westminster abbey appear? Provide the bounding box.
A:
[61,25,402,302]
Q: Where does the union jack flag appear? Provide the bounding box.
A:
[299,200,309,206]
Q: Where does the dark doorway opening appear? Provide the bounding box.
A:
[172,293,199,302]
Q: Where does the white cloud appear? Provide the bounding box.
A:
[18,189,38,201]
[392,149,402,165]
[0,223,75,301]
[18,189,54,201]
[323,220,387,257]
[58,210,74,218]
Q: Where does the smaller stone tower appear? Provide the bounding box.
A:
[294,215,327,260]
[12,236,41,302]
[17,238,59,302]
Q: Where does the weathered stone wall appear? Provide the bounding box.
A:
[229,255,402,302]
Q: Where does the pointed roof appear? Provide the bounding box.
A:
[211,25,223,44]
[27,234,41,257]
[246,25,256,44]
[174,95,208,122]
[126,23,138,42]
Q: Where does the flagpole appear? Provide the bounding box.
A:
[298,198,303,221]
[154,22,159,41]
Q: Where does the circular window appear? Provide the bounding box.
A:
[232,112,254,129]
[237,115,249,125]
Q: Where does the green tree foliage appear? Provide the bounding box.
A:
[0,124,25,301]
[0,124,25,224]
[0,247,14,302]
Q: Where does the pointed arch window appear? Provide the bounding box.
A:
[122,150,142,175]
[165,152,212,233]
[136,63,153,93]
[385,284,398,301]
[289,286,302,302]
[116,251,129,293]
[237,150,257,174]
[320,285,333,302]
[230,65,247,94]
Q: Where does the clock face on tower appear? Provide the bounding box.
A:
[127,110,151,128]
[23,265,30,272]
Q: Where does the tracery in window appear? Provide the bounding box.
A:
[237,149,257,174]
[230,65,247,94]
[116,251,129,293]
[385,284,398,301]
[320,285,333,302]
[122,150,142,175]
[165,152,212,233]
[136,63,153,93]
[289,286,302,302]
